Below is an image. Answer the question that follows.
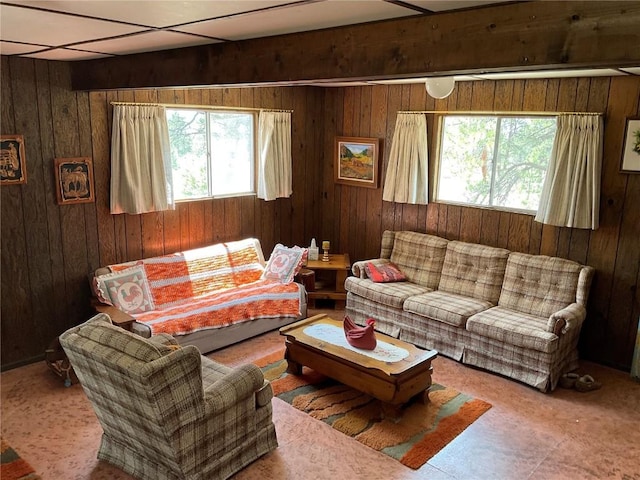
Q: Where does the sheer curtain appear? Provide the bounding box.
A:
[535,114,603,229]
[257,111,292,201]
[110,104,174,214]
[382,113,429,204]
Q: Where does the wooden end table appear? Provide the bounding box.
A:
[304,253,350,309]
[279,314,438,419]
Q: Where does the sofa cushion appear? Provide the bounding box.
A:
[345,277,431,309]
[364,261,406,283]
[262,244,308,283]
[438,241,509,304]
[403,291,493,328]
[389,232,448,289]
[96,265,155,314]
[466,306,558,353]
[499,252,581,318]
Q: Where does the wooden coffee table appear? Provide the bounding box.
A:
[279,314,438,418]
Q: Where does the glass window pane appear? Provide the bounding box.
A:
[438,116,496,207]
[209,112,253,196]
[167,109,208,200]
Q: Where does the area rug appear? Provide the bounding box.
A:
[254,350,492,469]
[0,438,40,480]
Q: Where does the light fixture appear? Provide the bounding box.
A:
[425,76,455,99]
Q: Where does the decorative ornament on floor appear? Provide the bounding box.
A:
[343,316,377,350]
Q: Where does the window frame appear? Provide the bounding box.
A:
[434,113,557,215]
[166,106,259,202]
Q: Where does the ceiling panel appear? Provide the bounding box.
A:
[175,1,418,41]
[0,4,146,47]
[404,0,514,12]
[13,0,294,28]
[0,40,45,55]
[25,48,113,61]
[76,30,221,57]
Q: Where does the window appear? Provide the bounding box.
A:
[436,115,557,212]
[166,108,255,201]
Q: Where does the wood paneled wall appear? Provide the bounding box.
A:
[1,56,323,369]
[2,54,638,372]
[321,77,640,370]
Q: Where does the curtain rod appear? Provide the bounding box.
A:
[397,110,603,116]
[109,101,293,113]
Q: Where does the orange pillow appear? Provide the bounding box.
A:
[364,262,406,283]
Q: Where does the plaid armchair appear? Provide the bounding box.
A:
[60,313,277,480]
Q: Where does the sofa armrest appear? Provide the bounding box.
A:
[547,303,586,335]
[204,363,265,413]
[352,259,390,278]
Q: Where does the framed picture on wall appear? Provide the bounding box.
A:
[0,135,27,184]
[335,136,380,188]
[54,157,95,205]
[620,117,640,174]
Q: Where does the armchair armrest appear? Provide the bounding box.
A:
[148,333,179,347]
[352,259,390,278]
[546,303,586,335]
[204,363,265,413]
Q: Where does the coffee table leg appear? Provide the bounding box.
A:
[417,388,431,404]
[381,402,403,422]
[284,347,302,375]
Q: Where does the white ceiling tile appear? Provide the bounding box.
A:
[0,41,46,55]
[24,48,113,61]
[176,1,416,40]
[77,30,220,56]
[14,1,293,28]
[0,4,146,47]
[619,67,640,75]
[403,0,515,13]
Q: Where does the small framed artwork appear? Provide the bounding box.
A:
[0,135,27,184]
[54,157,95,205]
[335,136,380,188]
[620,117,640,174]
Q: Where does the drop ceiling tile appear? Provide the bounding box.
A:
[14,0,293,28]
[176,1,417,41]
[403,0,515,12]
[0,41,47,55]
[619,67,640,75]
[0,4,146,47]
[24,48,113,61]
[76,30,220,57]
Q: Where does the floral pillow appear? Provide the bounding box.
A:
[96,265,155,314]
[364,262,407,283]
[262,244,308,284]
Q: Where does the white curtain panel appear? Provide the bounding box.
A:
[535,114,603,229]
[382,113,429,204]
[257,111,292,201]
[110,105,174,214]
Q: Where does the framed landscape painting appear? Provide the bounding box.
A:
[620,117,640,173]
[54,157,95,205]
[0,135,27,184]
[335,136,380,188]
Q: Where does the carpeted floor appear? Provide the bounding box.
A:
[255,351,491,469]
[0,437,40,480]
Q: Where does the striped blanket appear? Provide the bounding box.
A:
[108,239,302,335]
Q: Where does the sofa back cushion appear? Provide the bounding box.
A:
[389,231,448,289]
[498,252,582,318]
[438,241,510,304]
[108,238,265,309]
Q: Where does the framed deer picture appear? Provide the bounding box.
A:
[54,157,95,205]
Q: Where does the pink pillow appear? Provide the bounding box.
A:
[364,262,406,283]
[261,244,308,283]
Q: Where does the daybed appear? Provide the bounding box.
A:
[345,230,594,392]
[91,238,307,354]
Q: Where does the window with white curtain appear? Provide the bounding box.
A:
[166,108,256,200]
[436,115,557,213]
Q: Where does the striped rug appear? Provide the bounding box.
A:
[0,438,40,480]
[255,351,492,469]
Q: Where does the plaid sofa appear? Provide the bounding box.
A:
[91,238,307,353]
[60,313,278,480]
[345,231,595,392]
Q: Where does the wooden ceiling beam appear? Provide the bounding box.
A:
[71,1,640,91]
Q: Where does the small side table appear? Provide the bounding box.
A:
[304,253,351,309]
